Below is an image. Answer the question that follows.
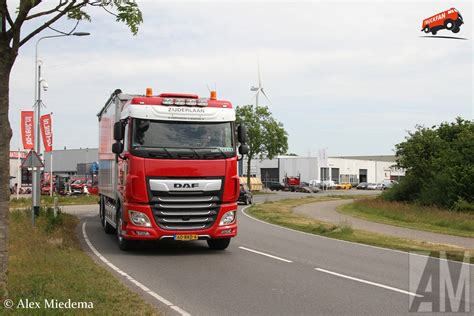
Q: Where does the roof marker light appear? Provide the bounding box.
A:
[197,98,208,107]
[210,90,217,100]
[174,99,185,106]
[146,87,153,97]
[185,99,197,106]
[162,98,173,105]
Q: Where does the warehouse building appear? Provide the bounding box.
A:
[9,148,98,188]
[240,155,404,186]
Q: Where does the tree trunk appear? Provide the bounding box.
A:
[0,48,14,298]
[246,155,252,190]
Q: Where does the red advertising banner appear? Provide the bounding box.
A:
[21,111,34,150]
[40,114,53,152]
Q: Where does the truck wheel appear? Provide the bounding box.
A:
[431,29,437,35]
[452,27,460,33]
[423,26,430,33]
[444,20,454,30]
[207,238,231,250]
[116,209,134,251]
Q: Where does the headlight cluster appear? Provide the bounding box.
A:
[219,211,236,226]
[129,210,152,227]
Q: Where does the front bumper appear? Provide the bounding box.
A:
[120,202,238,240]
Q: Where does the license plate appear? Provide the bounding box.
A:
[174,234,199,241]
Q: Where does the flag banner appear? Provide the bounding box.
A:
[21,111,34,149]
[40,114,53,152]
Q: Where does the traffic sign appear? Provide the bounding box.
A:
[21,150,44,169]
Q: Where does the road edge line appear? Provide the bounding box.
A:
[81,221,191,316]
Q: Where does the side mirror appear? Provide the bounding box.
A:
[237,125,247,144]
[114,122,124,141]
[239,144,249,155]
[112,142,124,154]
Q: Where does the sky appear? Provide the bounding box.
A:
[7,0,473,157]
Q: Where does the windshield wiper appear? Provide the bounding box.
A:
[195,147,228,159]
[146,147,172,158]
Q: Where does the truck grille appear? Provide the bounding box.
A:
[148,178,223,231]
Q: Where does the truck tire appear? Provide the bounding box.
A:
[444,20,454,30]
[207,238,231,250]
[116,208,135,251]
[452,27,460,33]
[423,26,430,33]
[431,29,437,35]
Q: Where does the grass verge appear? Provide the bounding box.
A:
[339,199,474,238]
[10,195,99,209]
[247,197,474,263]
[5,209,159,315]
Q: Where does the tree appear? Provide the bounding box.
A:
[236,104,288,189]
[0,0,142,296]
[385,118,474,209]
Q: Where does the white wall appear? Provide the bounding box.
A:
[244,156,404,184]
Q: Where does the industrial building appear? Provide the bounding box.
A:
[240,155,404,186]
[10,148,404,189]
[9,148,98,188]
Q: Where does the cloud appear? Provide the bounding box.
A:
[8,1,472,156]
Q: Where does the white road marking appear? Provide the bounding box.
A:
[82,222,191,316]
[241,206,474,267]
[239,246,293,263]
[315,268,423,298]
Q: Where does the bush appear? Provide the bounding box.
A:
[392,118,474,208]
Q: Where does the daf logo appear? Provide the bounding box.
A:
[174,183,199,189]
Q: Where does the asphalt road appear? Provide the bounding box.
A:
[77,192,474,315]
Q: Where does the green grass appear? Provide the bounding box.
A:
[247,198,474,263]
[340,199,474,238]
[10,195,99,209]
[4,209,159,315]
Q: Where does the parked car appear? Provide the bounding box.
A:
[356,182,368,190]
[238,184,253,205]
[266,181,285,191]
[375,183,384,190]
[381,180,398,190]
[335,183,352,190]
[322,180,337,189]
[366,183,378,190]
[294,182,320,193]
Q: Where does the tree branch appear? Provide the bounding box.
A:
[19,1,90,48]
[0,0,14,28]
[25,0,70,21]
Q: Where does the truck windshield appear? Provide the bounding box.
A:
[131,119,235,159]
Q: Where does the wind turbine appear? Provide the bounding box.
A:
[250,60,270,107]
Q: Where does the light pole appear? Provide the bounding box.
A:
[32,32,90,225]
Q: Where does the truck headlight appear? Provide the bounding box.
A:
[129,210,152,227]
[219,211,236,226]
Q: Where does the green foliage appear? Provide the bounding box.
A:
[388,118,474,209]
[236,104,288,160]
[236,104,288,188]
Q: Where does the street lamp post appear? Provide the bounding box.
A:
[32,32,90,225]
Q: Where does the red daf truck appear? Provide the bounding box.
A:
[421,7,463,35]
[97,88,249,251]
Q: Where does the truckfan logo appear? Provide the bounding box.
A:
[174,183,199,189]
[421,7,464,36]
